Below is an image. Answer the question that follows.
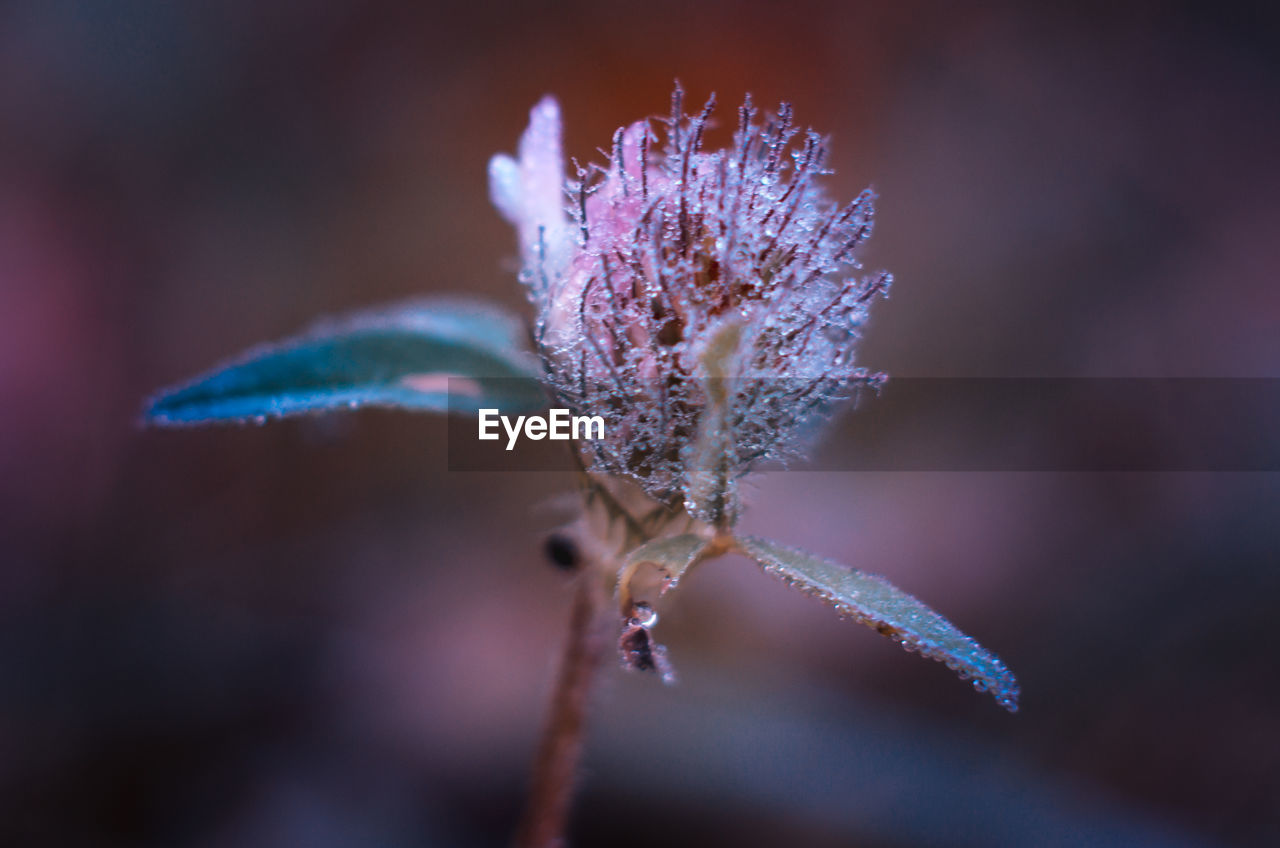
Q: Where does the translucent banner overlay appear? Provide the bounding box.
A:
[446,378,1280,472]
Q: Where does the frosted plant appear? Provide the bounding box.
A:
[148,88,1018,848]
[490,91,888,528]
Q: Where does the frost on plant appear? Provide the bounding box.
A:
[147,88,1019,717]
[490,90,889,528]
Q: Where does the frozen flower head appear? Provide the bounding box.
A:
[490,88,890,527]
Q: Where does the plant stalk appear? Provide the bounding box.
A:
[514,564,610,848]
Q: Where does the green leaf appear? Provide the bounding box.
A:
[735,535,1020,711]
[145,298,547,425]
[616,533,714,614]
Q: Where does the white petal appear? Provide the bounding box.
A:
[488,153,522,224]
[516,97,571,272]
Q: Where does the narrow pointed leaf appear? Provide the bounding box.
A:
[735,535,1019,711]
[145,298,547,425]
[616,533,713,614]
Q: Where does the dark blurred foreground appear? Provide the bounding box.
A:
[1,1,1278,846]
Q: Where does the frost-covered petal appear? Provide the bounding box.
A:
[488,96,572,278]
[487,154,523,226]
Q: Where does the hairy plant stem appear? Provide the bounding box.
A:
[514,557,612,848]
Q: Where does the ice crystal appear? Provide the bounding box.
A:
[490,88,890,525]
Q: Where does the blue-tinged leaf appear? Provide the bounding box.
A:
[735,535,1020,711]
[145,298,547,425]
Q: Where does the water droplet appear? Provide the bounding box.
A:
[822,324,850,345]
[629,602,658,629]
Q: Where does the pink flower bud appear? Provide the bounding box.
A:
[491,88,889,526]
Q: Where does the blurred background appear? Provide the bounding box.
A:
[1,1,1277,845]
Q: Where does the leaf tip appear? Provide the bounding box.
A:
[735,535,1021,712]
